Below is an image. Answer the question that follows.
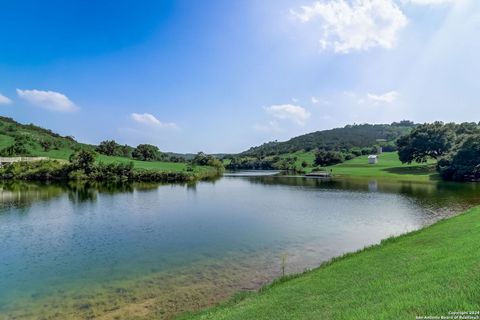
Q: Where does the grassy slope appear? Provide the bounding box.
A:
[182,206,480,320]
[326,152,437,181]
[273,151,436,181]
[0,119,212,174]
[96,155,213,174]
[29,148,210,174]
[0,134,14,149]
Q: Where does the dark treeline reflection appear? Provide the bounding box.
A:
[1,175,480,215]
[0,180,180,210]
[231,175,480,213]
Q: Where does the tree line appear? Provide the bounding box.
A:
[241,122,414,157]
[0,149,224,183]
[396,122,480,181]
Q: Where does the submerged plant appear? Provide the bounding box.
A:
[280,253,288,277]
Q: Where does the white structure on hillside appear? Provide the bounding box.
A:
[368,155,378,164]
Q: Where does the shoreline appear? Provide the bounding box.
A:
[180,205,480,319]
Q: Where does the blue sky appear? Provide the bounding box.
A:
[0,0,478,153]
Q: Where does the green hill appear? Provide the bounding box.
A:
[241,121,415,157]
[0,116,87,159]
[0,117,214,174]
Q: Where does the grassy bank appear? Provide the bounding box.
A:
[181,206,480,320]
[324,152,437,181]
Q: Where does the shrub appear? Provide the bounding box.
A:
[314,150,344,167]
[132,144,161,161]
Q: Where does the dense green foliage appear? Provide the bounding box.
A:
[69,149,97,175]
[0,153,218,183]
[0,160,69,181]
[225,155,302,171]
[314,150,344,166]
[397,122,480,181]
[437,135,480,181]
[241,122,414,157]
[397,122,454,163]
[183,206,480,320]
[96,140,132,157]
[132,144,162,161]
[227,122,413,171]
[191,152,224,172]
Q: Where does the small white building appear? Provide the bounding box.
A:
[368,155,378,164]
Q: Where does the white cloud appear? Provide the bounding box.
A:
[265,104,311,125]
[311,97,319,104]
[16,89,77,112]
[253,120,282,133]
[0,93,12,105]
[291,0,408,53]
[404,0,456,5]
[131,113,177,128]
[367,90,399,104]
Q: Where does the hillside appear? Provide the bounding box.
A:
[241,121,415,157]
[0,117,217,175]
[0,116,87,159]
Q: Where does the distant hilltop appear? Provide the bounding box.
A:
[240,121,416,157]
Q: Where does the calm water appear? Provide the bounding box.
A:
[1,175,480,319]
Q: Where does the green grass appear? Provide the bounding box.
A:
[181,206,480,320]
[96,155,213,174]
[0,117,216,176]
[276,151,436,181]
[0,134,15,149]
[325,152,437,181]
[6,143,212,175]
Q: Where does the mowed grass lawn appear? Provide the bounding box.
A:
[96,155,213,173]
[326,152,437,181]
[182,206,480,320]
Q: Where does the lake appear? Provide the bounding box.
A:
[1,175,480,319]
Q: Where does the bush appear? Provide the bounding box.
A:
[69,149,97,175]
[0,160,69,181]
[132,144,161,161]
[345,153,357,161]
[314,151,344,167]
[192,152,224,172]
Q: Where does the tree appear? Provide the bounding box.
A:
[192,152,224,172]
[132,144,161,161]
[314,150,344,167]
[192,152,210,166]
[40,139,52,152]
[438,135,480,181]
[119,145,132,158]
[96,140,120,156]
[69,149,96,174]
[397,122,453,164]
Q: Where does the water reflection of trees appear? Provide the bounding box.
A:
[0,181,65,212]
[0,180,199,210]
[242,175,480,211]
